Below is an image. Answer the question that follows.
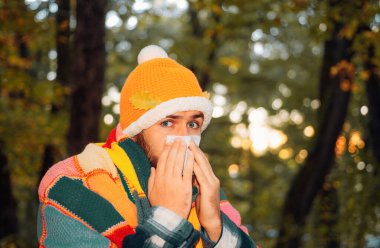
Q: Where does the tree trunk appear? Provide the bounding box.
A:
[0,140,18,240]
[365,46,380,166]
[55,0,71,90]
[187,0,222,90]
[40,145,61,180]
[66,0,107,155]
[0,15,31,241]
[276,2,355,247]
[316,185,339,248]
[39,0,71,180]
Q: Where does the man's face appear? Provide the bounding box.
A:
[133,110,204,166]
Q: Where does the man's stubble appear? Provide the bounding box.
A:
[134,132,158,168]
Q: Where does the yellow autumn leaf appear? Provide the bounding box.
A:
[330,66,338,77]
[8,56,31,69]
[359,70,370,81]
[330,60,355,78]
[340,79,352,92]
[130,91,160,110]
[338,20,358,40]
[202,91,211,99]
[219,56,241,69]
[211,4,223,15]
[363,31,375,39]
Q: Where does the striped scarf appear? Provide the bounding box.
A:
[102,137,203,247]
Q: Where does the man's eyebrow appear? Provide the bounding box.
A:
[165,115,181,119]
[192,114,204,119]
[165,113,204,119]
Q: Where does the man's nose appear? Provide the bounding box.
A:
[177,123,189,136]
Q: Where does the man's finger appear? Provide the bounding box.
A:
[173,141,187,176]
[189,142,214,181]
[193,162,211,187]
[165,139,181,175]
[156,142,171,177]
[189,142,208,161]
[183,150,195,183]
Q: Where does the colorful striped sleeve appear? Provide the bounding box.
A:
[38,203,112,248]
[38,175,136,247]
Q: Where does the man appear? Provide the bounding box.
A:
[37,45,257,247]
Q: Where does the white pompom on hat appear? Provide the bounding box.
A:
[137,45,169,65]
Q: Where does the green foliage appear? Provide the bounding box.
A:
[0,0,67,245]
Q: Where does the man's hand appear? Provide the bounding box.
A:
[189,142,222,242]
[148,140,195,219]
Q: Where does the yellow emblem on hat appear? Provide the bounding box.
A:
[130,91,161,110]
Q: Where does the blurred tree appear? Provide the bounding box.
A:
[39,0,71,180]
[0,0,66,245]
[365,45,380,165]
[66,0,107,155]
[315,185,339,247]
[0,140,18,243]
[187,0,223,90]
[277,1,379,247]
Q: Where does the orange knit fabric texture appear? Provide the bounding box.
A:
[119,58,203,132]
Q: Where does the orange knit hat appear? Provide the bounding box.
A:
[119,45,213,137]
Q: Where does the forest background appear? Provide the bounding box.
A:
[1,0,380,247]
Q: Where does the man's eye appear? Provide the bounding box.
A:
[188,121,199,129]
[161,120,173,127]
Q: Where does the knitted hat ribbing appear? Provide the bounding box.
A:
[120,45,213,137]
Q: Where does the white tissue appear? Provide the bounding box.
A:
[166,135,201,172]
[166,135,201,147]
